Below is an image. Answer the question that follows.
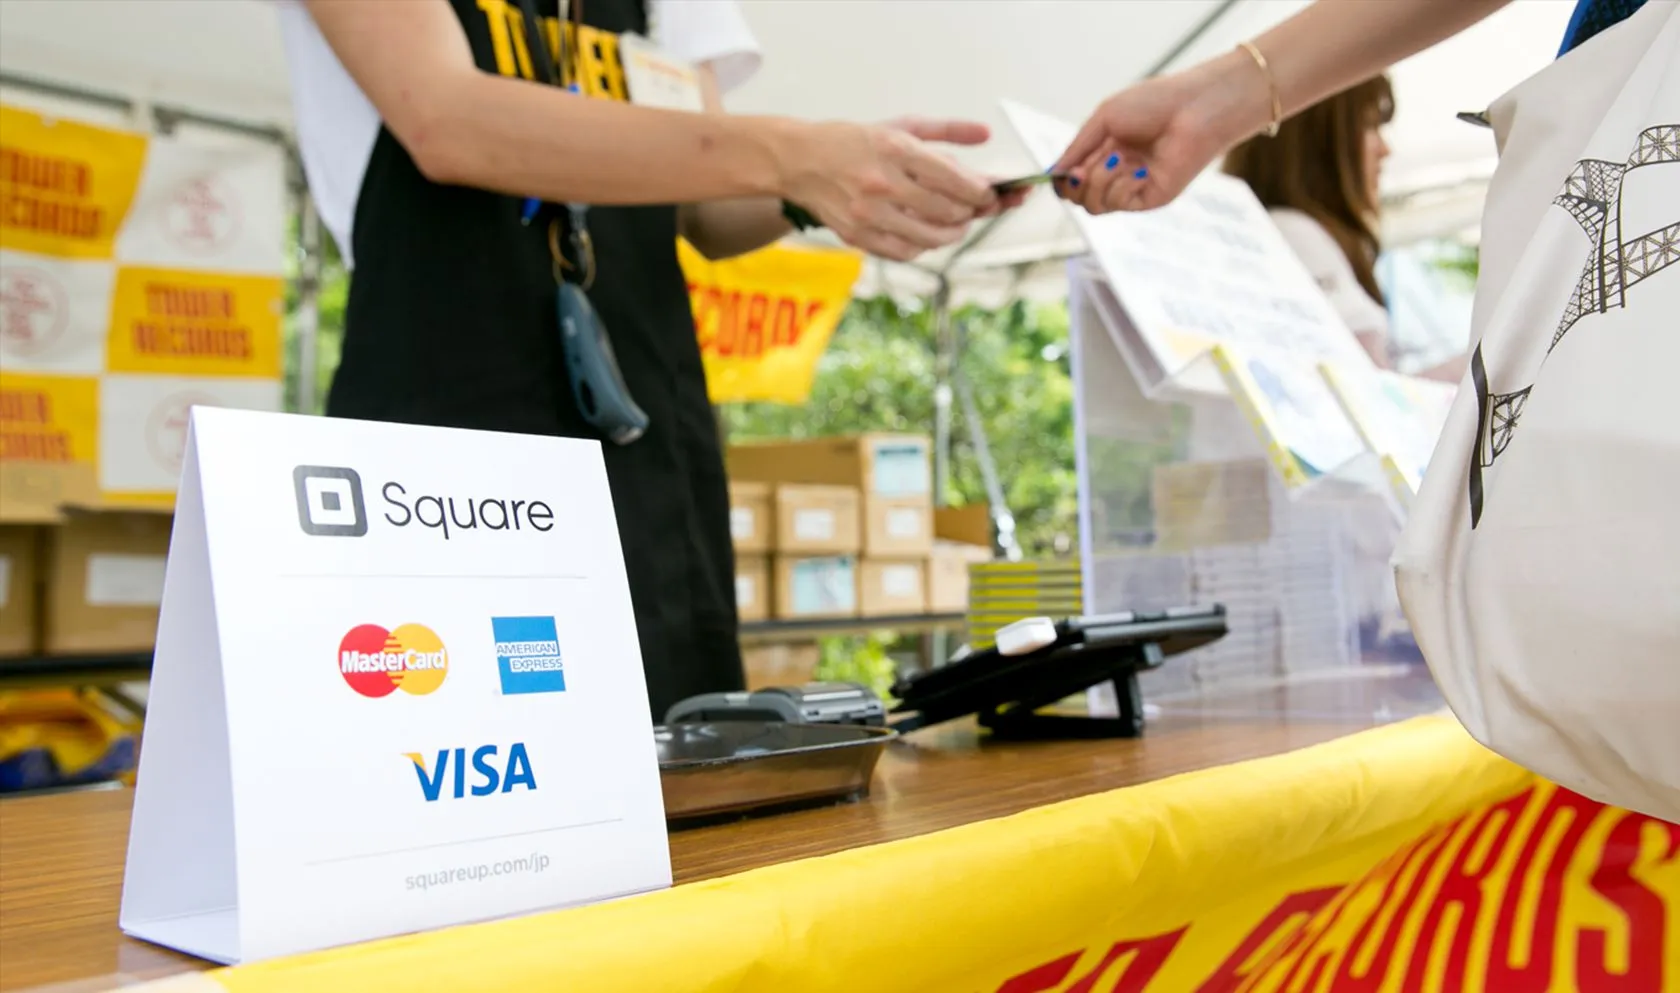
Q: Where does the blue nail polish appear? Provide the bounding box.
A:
[1069,176,1081,188]
[1133,166,1149,180]
[1105,154,1120,170]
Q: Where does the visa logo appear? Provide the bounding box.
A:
[404,743,537,802]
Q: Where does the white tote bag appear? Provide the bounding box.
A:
[1395,0,1680,823]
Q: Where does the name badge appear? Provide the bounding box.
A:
[620,34,705,112]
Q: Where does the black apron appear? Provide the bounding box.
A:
[332,0,744,721]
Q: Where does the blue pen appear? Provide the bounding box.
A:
[522,82,583,225]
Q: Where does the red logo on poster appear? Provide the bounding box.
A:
[145,392,217,472]
[0,266,68,354]
[164,176,241,254]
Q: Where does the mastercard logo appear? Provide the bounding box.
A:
[338,623,449,698]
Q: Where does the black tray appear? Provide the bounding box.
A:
[655,721,896,824]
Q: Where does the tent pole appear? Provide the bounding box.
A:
[930,207,1011,508]
[954,365,1021,562]
[931,275,955,508]
[0,70,290,145]
[1144,0,1242,77]
[295,192,324,414]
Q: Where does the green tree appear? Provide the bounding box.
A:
[280,217,348,415]
[281,242,1081,558]
[721,296,1079,558]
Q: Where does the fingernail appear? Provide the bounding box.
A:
[1105,154,1120,170]
[1069,176,1081,187]
[1133,166,1149,180]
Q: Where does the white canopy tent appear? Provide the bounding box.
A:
[2,0,1572,302]
[0,0,1576,544]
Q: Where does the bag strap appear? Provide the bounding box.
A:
[513,0,566,89]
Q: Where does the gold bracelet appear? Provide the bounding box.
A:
[1237,40,1283,138]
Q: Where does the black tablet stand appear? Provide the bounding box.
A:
[977,642,1163,740]
[886,606,1225,742]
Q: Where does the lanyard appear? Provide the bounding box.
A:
[514,0,595,290]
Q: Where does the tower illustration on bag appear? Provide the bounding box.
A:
[1468,124,1679,528]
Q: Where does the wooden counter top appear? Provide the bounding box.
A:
[0,672,1437,992]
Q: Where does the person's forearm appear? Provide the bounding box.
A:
[1195,0,1517,145]
[675,63,798,261]
[1259,0,1515,117]
[412,72,804,206]
[679,199,793,260]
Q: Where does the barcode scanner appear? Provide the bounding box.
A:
[557,281,649,446]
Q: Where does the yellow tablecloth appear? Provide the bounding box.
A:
[135,714,1678,993]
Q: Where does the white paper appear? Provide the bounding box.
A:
[98,374,282,494]
[121,407,670,965]
[793,508,836,542]
[1237,346,1367,477]
[789,557,855,614]
[116,134,287,275]
[0,251,116,375]
[729,507,755,542]
[1323,362,1457,492]
[885,507,923,539]
[1000,101,1374,392]
[870,441,931,497]
[86,553,167,607]
[882,564,919,599]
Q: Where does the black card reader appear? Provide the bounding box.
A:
[664,682,888,728]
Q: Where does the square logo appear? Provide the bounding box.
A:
[293,465,368,537]
[491,616,566,695]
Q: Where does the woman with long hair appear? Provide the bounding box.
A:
[1224,77,1393,365]
[1222,77,1465,381]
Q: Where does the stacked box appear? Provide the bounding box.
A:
[0,526,40,656]
[930,505,992,612]
[40,511,171,655]
[726,482,772,622]
[770,484,860,620]
[729,434,941,620]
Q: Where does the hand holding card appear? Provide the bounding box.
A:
[992,171,1069,194]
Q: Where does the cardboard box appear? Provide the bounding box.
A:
[860,557,928,616]
[772,555,858,620]
[934,503,993,549]
[865,495,933,557]
[41,511,172,655]
[0,461,102,524]
[741,641,821,690]
[0,526,40,656]
[773,484,860,555]
[929,540,992,613]
[727,481,772,554]
[734,553,770,623]
[728,434,932,499]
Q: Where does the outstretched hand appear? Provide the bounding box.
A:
[779,117,996,262]
[780,116,1033,262]
[883,118,1031,215]
[1051,55,1269,216]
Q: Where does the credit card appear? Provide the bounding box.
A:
[992,172,1066,194]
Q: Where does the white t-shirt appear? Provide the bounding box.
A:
[1267,206,1391,343]
[273,0,763,267]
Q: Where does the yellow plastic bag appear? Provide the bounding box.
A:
[0,689,140,791]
